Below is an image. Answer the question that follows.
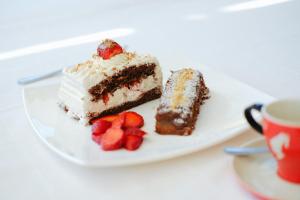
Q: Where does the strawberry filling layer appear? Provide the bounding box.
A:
[101,78,142,105]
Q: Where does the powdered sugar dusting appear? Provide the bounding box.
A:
[158,68,202,119]
[173,118,185,126]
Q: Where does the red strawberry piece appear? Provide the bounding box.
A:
[97,39,123,60]
[111,112,125,128]
[101,114,119,122]
[92,119,112,135]
[124,135,143,151]
[101,128,125,151]
[102,93,109,105]
[91,119,112,144]
[124,127,146,137]
[123,111,144,128]
[92,131,103,144]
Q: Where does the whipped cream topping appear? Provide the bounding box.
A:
[64,52,160,89]
[92,52,135,70]
[68,52,133,73]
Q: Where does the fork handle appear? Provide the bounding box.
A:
[18,69,62,85]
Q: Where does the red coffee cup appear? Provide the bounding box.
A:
[245,99,300,183]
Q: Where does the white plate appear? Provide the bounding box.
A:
[23,66,274,167]
[233,138,300,200]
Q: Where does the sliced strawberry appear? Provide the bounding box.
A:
[101,115,119,122]
[124,135,143,151]
[111,112,125,128]
[91,119,112,144]
[123,111,144,128]
[124,127,146,137]
[101,128,125,151]
[92,119,112,135]
[102,93,109,105]
[97,39,123,60]
[92,132,103,144]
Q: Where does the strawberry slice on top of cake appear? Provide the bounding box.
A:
[58,39,162,125]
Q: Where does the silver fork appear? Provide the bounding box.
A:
[17,69,62,85]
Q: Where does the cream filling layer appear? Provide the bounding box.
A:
[58,74,161,124]
[86,75,160,114]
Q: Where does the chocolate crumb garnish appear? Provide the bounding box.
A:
[64,106,68,112]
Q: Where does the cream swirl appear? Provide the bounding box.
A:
[91,52,135,71]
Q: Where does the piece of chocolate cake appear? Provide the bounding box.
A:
[155,68,209,135]
[58,39,162,125]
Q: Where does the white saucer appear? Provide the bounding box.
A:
[233,138,300,200]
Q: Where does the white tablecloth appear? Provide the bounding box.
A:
[1,0,299,199]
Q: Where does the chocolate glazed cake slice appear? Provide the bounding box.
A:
[155,68,209,135]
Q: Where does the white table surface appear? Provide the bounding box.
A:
[0,0,299,199]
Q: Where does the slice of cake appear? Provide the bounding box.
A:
[155,68,209,135]
[58,39,162,125]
